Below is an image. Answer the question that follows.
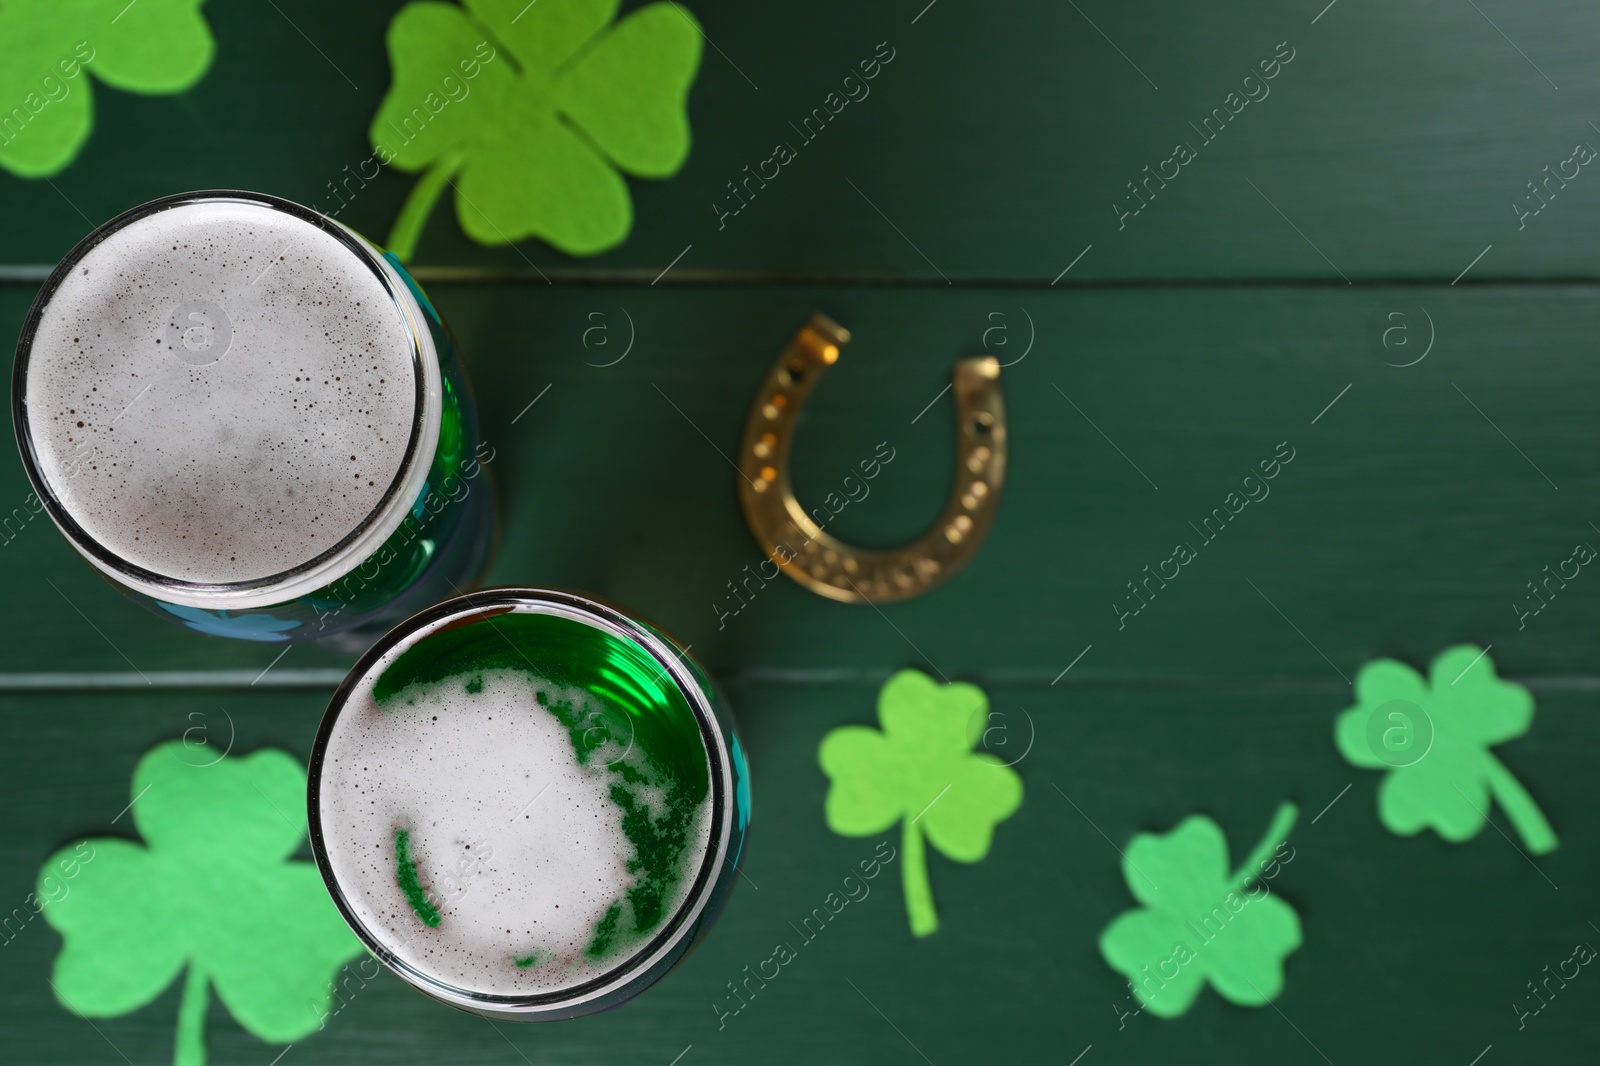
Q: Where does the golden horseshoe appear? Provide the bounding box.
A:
[737,313,1007,604]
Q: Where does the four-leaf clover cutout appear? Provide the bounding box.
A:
[819,669,1023,937]
[40,741,364,1066]
[0,0,215,178]
[371,0,703,259]
[1335,645,1557,854]
[1100,803,1301,1018]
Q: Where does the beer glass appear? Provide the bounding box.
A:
[307,587,750,1019]
[12,191,495,645]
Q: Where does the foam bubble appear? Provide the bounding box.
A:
[318,624,714,998]
[21,198,418,584]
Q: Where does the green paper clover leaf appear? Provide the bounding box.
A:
[371,0,703,259]
[40,741,364,1066]
[0,0,215,178]
[819,668,1023,937]
[1099,803,1301,1019]
[1335,645,1556,853]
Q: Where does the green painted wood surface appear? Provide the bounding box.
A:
[0,681,1593,1063]
[2,1,1598,1064]
[5,284,1599,680]
[6,0,1600,279]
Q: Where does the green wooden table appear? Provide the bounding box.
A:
[3,1,1598,1062]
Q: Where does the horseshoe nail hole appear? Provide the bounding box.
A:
[945,525,965,544]
[762,403,780,420]
[752,477,769,493]
[970,411,995,436]
[917,558,941,576]
[770,394,788,409]
[753,441,771,458]
[760,466,778,483]
[969,480,989,499]
[961,493,980,511]
[953,514,973,533]
[786,359,807,382]
[843,557,860,574]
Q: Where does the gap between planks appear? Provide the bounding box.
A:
[7,266,1600,290]
[7,669,1600,693]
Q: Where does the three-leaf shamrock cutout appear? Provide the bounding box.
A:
[1100,803,1301,1018]
[40,741,363,1066]
[819,669,1023,937]
[371,0,703,259]
[0,0,215,178]
[1335,645,1557,854]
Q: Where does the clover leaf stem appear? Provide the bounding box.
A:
[175,962,208,1066]
[902,818,938,938]
[387,148,466,262]
[1483,753,1559,855]
[1228,801,1298,894]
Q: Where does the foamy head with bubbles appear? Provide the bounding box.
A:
[13,192,440,609]
[309,590,737,1017]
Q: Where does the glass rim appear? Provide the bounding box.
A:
[305,586,736,1019]
[11,189,443,610]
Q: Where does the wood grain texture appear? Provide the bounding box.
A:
[1,279,1595,1061]
[0,681,1590,1064]
[2,0,1597,1062]
[4,283,1599,681]
[3,0,1600,278]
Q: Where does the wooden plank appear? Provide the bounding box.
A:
[0,681,1589,1063]
[4,281,1599,682]
[2,1,1599,279]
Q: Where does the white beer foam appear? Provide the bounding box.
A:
[23,199,417,584]
[320,664,713,997]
